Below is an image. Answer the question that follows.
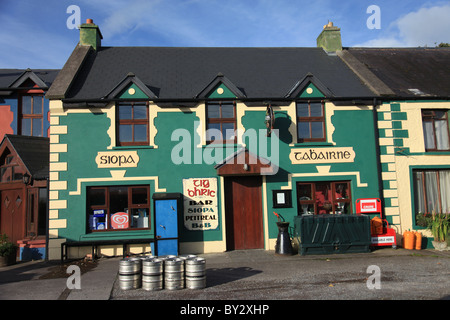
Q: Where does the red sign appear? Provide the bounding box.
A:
[111,212,129,229]
[356,198,381,214]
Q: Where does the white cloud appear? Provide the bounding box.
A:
[354,4,450,47]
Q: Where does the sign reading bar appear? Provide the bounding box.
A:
[289,147,355,164]
[183,178,218,231]
[95,151,139,168]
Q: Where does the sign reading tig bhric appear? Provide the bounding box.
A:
[183,178,218,231]
[289,147,355,164]
[95,151,139,168]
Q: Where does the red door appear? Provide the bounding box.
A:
[1,188,26,245]
[225,176,263,250]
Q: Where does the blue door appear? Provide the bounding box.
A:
[155,199,178,256]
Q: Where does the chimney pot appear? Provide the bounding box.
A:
[86,19,93,24]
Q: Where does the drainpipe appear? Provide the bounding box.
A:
[45,177,49,261]
[372,98,386,219]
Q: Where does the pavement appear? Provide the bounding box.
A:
[0,247,449,304]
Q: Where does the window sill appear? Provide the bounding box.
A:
[112,145,155,150]
[203,143,244,149]
[290,142,334,147]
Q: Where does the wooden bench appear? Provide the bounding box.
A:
[61,238,154,262]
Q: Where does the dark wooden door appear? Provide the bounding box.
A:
[1,188,25,245]
[225,176,263,250]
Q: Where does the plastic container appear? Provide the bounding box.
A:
[403,230,415,250]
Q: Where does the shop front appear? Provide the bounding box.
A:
[45,19,383,260]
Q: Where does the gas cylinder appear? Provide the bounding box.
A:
[414,231,422,250]
[371,216,383,235]
[403,230,415,250]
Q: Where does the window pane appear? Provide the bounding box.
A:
[119,124,132,142]
[434,111,446,119]
[311,122,324,139]
[22,96,32,114]
[222,123,235,140]
[298,184,312,199]
[424,171,439,213]
[133,104,147,119]
[22,118,31,136]
[132,187,148,204]
[297,103,309,117]
[207,104,220,118]
[119,104,132,119]
[221,103,234,118]
[33,96,43,114]
[435,120,449,150]
[414,171,426,213]
[335,183,349,199]
[298,122,310,139]
[206,123,221,141]
[32,118,42,136]
[134,124,147,142]
[423,121,435,149]
[310,103,323,117]
[439,171,450,213]
[109,186,128,214]
[89,188,106,206]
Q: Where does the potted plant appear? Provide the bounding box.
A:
[430,212,449,251]
[0,234,17,267]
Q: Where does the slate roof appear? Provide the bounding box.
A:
[62,46,374,102]
[2,135,49,180]
[345,48,450,98]
[0,69,60,91]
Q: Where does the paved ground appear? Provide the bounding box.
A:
[0,247,448,310]
[110,248,450,301]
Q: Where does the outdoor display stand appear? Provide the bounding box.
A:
[355,198,397,249]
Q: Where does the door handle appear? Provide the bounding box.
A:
[159,225,166,230]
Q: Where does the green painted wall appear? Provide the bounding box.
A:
[57,103,380,245]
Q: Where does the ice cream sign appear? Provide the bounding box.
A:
[183,178,218,230]
[111,212,129,229]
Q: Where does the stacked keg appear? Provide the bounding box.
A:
[185,257,206,289]
[141,257,163,291]
[118,257,142,290]
[164,257,184,290]
[118,254,206,291]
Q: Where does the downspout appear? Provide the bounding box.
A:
[372,98,386,218]
[45,177,49,261]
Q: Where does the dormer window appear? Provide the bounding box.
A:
[206,101,236,143]
[116,102,149,146]
[296,101,326,143]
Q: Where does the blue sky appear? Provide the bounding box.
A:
[1,0,449,69]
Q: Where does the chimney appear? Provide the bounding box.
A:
[79,19,103,50]
[316,21,342,53]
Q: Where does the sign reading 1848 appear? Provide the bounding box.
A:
[183,178,218,231]
[289,147,355,164]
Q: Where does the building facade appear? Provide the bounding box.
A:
[46,20,385,260]
[339,48,450,248]
[0,69,58,260]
